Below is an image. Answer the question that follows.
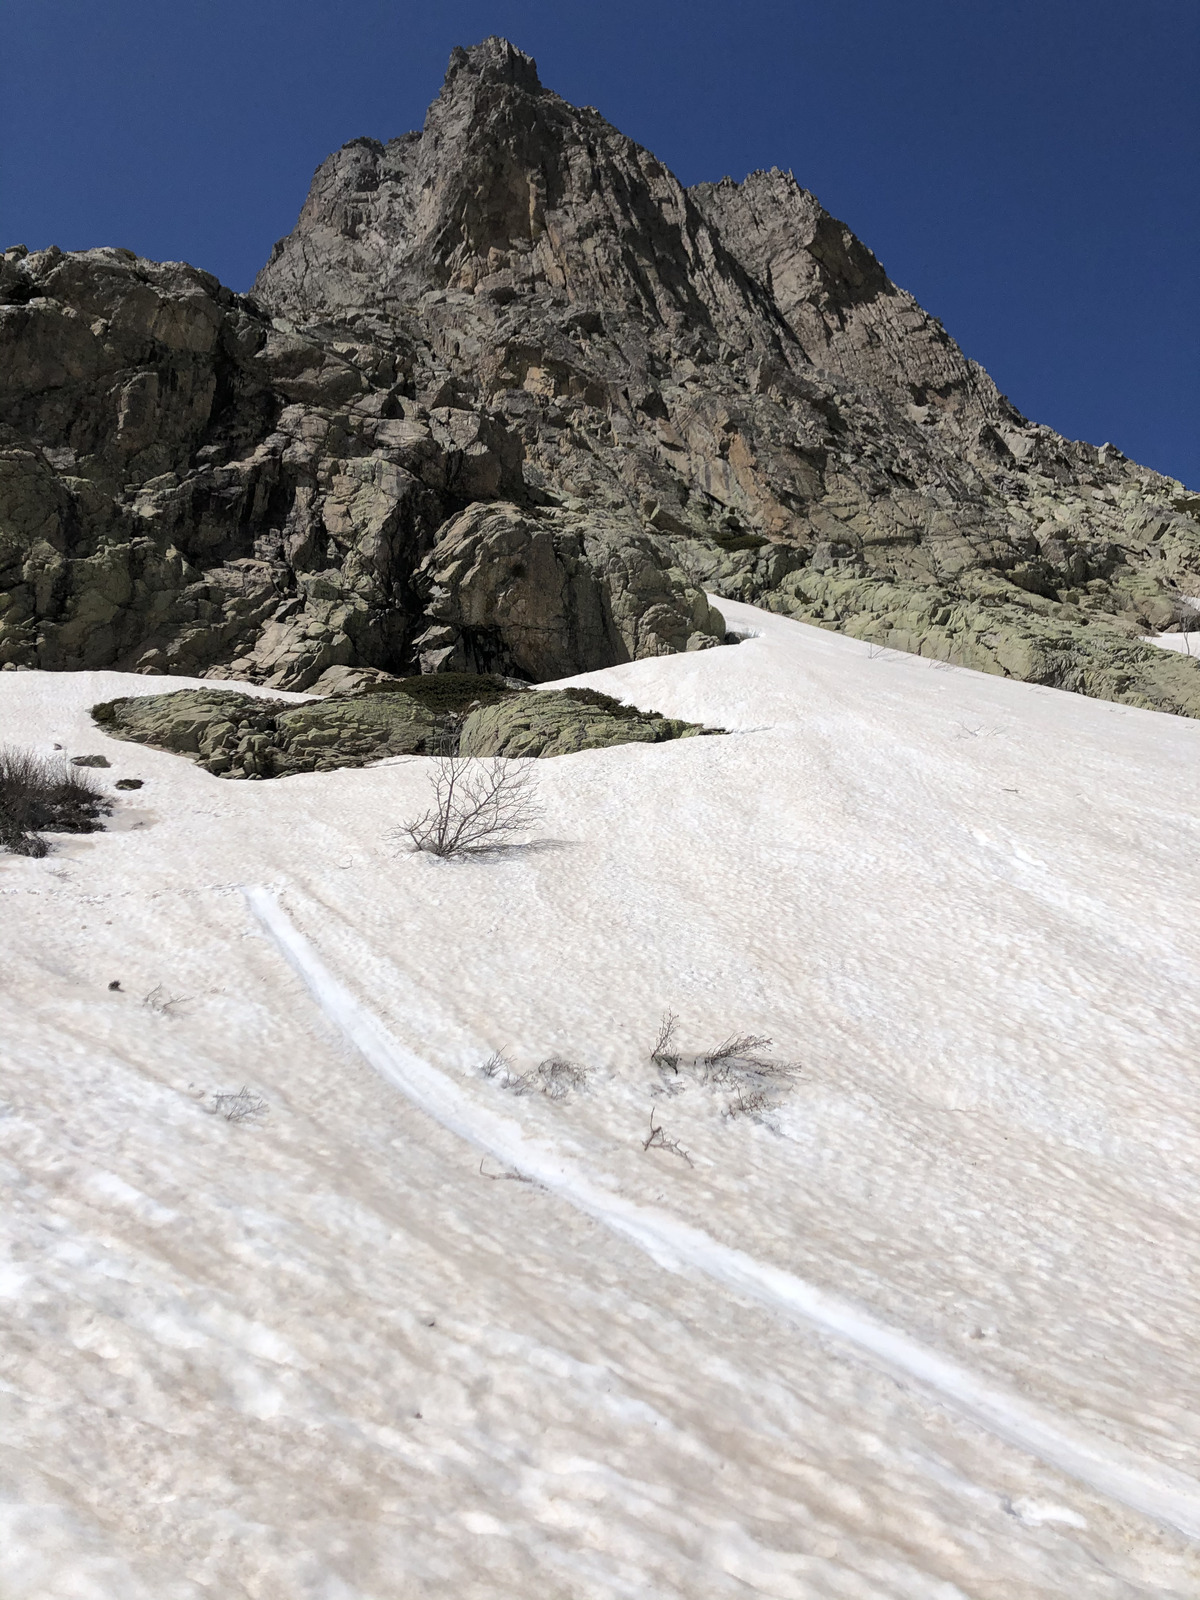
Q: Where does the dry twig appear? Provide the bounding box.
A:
[479,1157,535,1183]
[642,1108,693,1166]
[143,983,190,1016]
[205,1087,268,1122]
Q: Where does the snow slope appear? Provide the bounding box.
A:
[2,601,1199,1598]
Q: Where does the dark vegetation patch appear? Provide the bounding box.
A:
[0,747,111,857]
[559,686,650,722]
[350,672,519,715]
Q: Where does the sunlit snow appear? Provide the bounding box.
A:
[2,600,1199,1598]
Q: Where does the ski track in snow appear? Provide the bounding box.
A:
[246,884,1200,1545]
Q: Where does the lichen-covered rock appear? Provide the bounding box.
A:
[413,501,725,678]
[460,686,712,758]
[91,685,444,777]
[765,568,1200,717]
[90,676,710,774]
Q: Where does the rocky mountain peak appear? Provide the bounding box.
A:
[443,36,543,94]
[2,40,1198,716]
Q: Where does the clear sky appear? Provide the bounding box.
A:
[5,0,1197,485]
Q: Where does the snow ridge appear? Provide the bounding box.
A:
[246,885,1200,1543]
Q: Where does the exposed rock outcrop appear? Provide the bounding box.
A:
[4,35,1199,714]
[91,677,709,776]
[460,687,712,758]
[414,501,725,678]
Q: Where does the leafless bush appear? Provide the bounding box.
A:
[705,1033,773,1065]
[642,1108,693,1166]
[516,1058,589,1100]
[650,1009,679,1072]
[484,1052,588,1100]
[143,983,190,1016]
[699,1034,782,1087]
[204,1087,268,1122]
[650,1014,800,1115]
[0,746,110,856]
[398,755,541,859]
[723,1087,782,1123]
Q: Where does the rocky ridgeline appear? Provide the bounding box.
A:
[3,36,1199,715]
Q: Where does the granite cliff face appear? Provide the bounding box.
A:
[3,37,1199,710]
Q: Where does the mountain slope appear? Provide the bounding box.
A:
[3,607,1199,1595]
[2,35,1199,717]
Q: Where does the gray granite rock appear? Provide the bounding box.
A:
[3,39,1199,719]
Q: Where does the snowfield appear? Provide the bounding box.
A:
[2,599,1199,1599]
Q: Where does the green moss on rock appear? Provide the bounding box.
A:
[460,689,713,758]
[92,685,438,778]
[91,675,711,775]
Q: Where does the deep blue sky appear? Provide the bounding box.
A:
[5,1,1197,484]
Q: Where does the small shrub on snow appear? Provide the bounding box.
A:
[522,1058,589,1100]
[483,1053,589,1101]
[203,1087,269,1123]
[398,754,541,859]
[648,1013,800,1130]
[649,1010,680,1073]
[722,1086,784,1124]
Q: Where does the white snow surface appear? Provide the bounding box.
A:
[3,599,1200,1598]
[1145,632,1200,655]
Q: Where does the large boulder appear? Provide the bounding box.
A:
[413,501,726,678]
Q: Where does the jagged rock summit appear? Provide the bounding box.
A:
[3,36,1199,712]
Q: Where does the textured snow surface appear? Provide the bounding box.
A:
[2,602,1200,1598]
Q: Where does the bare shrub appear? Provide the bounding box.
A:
[510,1058,589,1100]
[398,755,541,859]
[482,1052,588,1100]
[642,1108,693,1166]
[0,746,110,856]
[699,1034,781,1088]
[723,1087,782,1123]
[204,1087,268,1122]
[531,1058,588,1100]
[143,983,190,1016]
[650,1014,800,1114]
[705,1033,773,1066]
[650,1009,680,1072]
